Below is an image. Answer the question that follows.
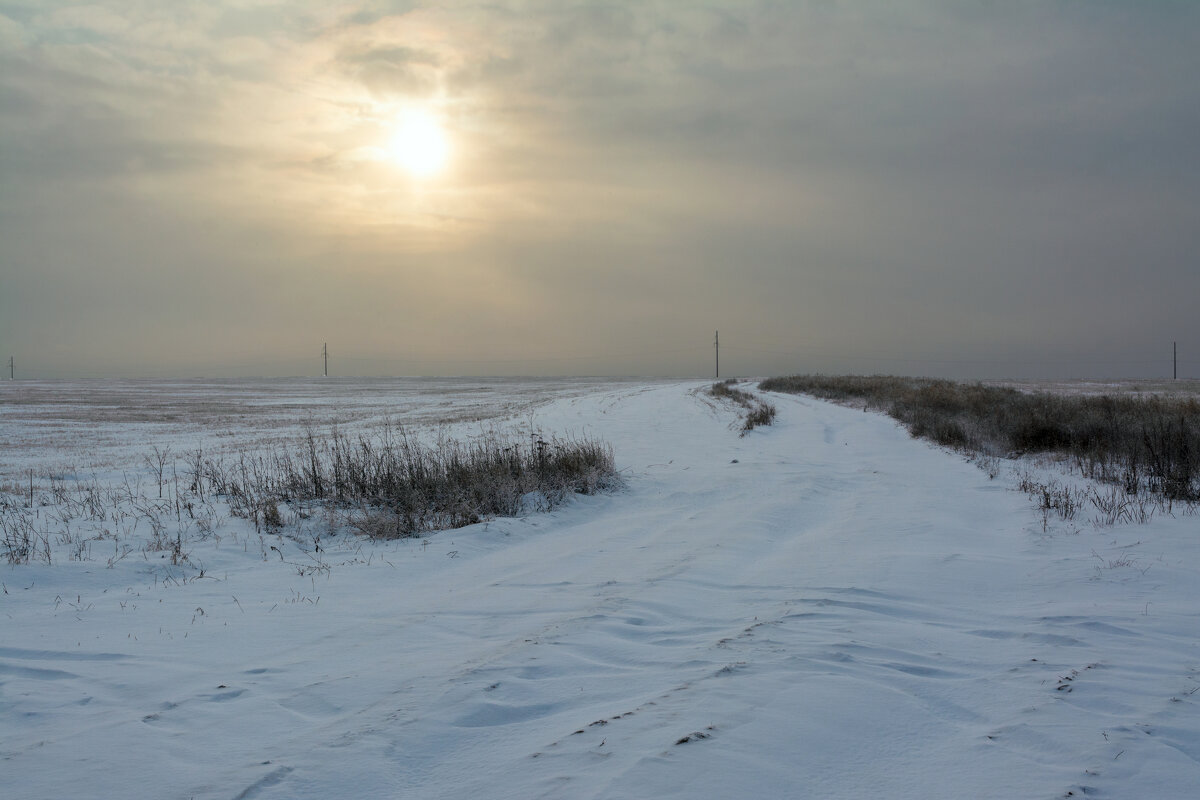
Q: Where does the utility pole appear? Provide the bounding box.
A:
[7,356,11,380]
[714,331,719,379]
[323,343,328,378]
[1174,341,1177,380]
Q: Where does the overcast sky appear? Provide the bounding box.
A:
[2,1,1197,379]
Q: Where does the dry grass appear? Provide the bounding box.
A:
[709,380,777,434]
[2,423,621,564]
[761,375,1200,502]
[194,424,620,539]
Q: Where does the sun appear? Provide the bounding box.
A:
[386,109,450,178]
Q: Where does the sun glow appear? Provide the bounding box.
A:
[386,109,450,178]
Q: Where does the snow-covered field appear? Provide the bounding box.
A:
[3,379,1198,799]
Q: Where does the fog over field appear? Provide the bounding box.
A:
[2,1,1199,379]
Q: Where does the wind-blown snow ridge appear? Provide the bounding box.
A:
[2,381,1198,799]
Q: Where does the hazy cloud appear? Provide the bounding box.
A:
[335,42,441,97]
[2,1,1198,378]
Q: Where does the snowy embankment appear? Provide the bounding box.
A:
[3,381,1199,799]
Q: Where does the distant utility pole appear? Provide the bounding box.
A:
[1174,341,1177,380]
[7,356,12,380]
[323,343,328,377]
[714,331,719,379]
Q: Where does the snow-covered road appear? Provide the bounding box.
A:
[3,381,1198,799]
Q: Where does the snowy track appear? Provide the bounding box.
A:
[3,382,1199,799]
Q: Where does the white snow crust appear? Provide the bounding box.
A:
[2,379,1199,799]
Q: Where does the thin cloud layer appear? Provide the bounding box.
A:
[2,1,1198,378]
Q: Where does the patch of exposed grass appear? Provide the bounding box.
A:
[1,424,621,565]
[760,375,1200,503]
[197,425,620,539]
[709,380,777,435]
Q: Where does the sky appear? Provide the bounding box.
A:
[2,1,1198,380]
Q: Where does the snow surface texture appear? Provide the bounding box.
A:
[3,380,1199,799]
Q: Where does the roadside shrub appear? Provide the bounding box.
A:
[743,401,777,432]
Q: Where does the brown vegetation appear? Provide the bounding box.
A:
[709,379,777,434]
[760,375,1200,502]
[196,425,620,538]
